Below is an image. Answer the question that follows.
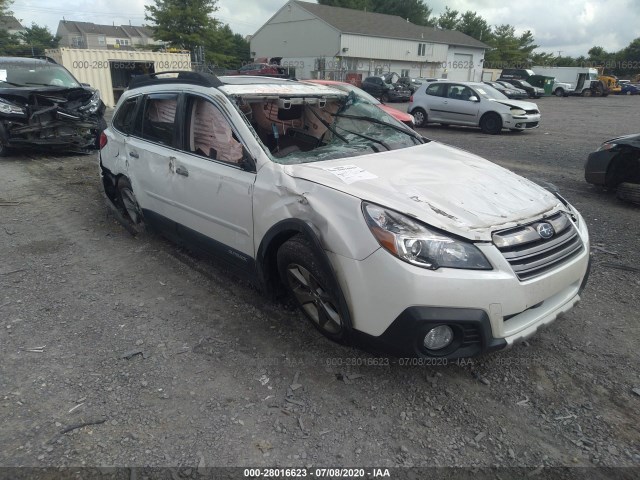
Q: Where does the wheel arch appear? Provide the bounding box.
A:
[256,218,354,334]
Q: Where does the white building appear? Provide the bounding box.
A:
[251,1,490,82]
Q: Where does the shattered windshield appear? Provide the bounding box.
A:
[236,90,421,165]
[0,61,81,88]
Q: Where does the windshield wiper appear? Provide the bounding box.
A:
[334,113,425,144]
[307,107,349,144]
[0,80,26,87]
[335,124,390,151]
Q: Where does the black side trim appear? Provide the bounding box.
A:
[351,307,507,359]
[142,209,258,281]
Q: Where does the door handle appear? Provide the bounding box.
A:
[175,165,189,177]
[128,151,139,158]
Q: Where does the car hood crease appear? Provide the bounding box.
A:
[283,142,562,240]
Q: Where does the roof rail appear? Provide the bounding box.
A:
[128,70,222,90]
[31,55,58,64]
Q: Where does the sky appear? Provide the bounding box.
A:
[10,0,640,57]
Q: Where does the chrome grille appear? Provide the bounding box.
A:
[493,212,584,281]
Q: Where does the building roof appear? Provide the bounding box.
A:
[0,15,25,31]
[58,20,153,39]
[293,1,490,49]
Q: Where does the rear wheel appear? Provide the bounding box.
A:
[617,183,640,205]
[277,235,349,343]
[554,88,564,97]
[412,108,427,128]
[479,112,502,134]
[117,177,145,235]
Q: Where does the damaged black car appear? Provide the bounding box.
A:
[0,57,106,156]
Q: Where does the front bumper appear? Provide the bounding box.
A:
[501,112,540,130]
[331,219,590,359]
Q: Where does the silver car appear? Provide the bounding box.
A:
[408,81,541,134]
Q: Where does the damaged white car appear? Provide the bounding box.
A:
[99,72,590,359]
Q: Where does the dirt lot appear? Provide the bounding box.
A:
[1,94,639,476]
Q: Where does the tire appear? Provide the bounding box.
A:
[0,142,10,157]
[411,108,427,128]
[116,177,145,235]
[277,235,349,343]
[380,93,389,103]
[554,88,564,97]
[479,112,502,134]
[582,89,592,97]
[616,182,640,205]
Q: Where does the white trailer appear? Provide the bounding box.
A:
[532,66,599,96]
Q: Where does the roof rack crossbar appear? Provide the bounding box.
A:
[128,70,222,90]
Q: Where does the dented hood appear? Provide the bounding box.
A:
[491,99,538,110]
[283,142,562,240]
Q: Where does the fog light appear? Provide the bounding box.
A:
[423,325,454,350]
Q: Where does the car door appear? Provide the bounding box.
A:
[442,84,481,125]
[422,82,448,122]
[167,93,256,269]
[125,92,185,228]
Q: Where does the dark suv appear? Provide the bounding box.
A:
[361,76,410,102]
[0,57,106,156]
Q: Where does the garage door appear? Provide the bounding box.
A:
[448,53,473,81]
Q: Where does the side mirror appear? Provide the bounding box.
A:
[469,96,479,102]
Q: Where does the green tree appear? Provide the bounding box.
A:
[458,11,492,43]
[437,7,459,30]
[0,0,13,15]
[145,0,220,53]
[17,23,59,56]
[485,25,537,67]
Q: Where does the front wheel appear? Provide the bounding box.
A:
[277,235,349,343]
[554,88,564,97]
[479,112,502,134]
[411,108,428,128]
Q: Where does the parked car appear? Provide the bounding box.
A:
[100,71,589,359]
[617,83,640,95]
[499,78,545,98]
[408,81,541,134]
[496,80,529,98]
[302,79,414,128]
[361,76,411,102]
[397,76,422,93]
[0,56,105,156]
[585,133,640,204]
[235,62,287,77]
[484,81,528,100]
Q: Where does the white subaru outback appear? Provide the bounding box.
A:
[99,72,590,359]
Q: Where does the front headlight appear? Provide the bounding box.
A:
[78,89,101,114]
[362,202,492,270]
[597,142,617,151]
[510,108,527,116]
[0,98,25,115]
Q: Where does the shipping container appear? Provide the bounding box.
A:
[46,48,192,107]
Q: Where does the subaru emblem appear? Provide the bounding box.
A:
[536,222,555,239]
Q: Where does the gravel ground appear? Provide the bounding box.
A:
[0,94,639,476]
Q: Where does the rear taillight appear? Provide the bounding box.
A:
[99,132,108,149]
[409,95,413,103]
